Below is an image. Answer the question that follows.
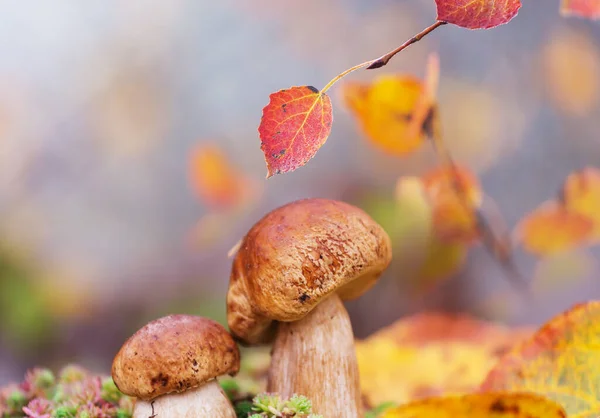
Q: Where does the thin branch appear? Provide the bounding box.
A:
[320,21,448,94]
[367,21,448,70]
[427,113,532,298]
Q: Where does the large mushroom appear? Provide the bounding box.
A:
[112,314,240,418]
[227,198,392,417]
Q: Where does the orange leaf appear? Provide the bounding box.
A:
[435,0,522,29]
[514,200,594,256]
[356,312,532,407]
[561,0,600,19]
[481,301,600,416]
[422,165,482,244]
[561,167,600,239]
[381,392,566,418]
[188,143,254,210]
[342,75,436,156]
[258,86,333,177]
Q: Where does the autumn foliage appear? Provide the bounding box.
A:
[174,1,600,416]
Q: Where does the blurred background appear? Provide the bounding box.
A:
[1,0,600,385]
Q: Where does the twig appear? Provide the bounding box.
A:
[367,21,448,69]
[320,21,447,93]
[427,109,532,297]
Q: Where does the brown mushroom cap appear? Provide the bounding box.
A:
[111,314,240,400]
[227,198,392,345]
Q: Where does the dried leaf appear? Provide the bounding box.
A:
[434,0,522,29]
[481,301,600,417]
[561,0,600,19]
[259,86,333,177]
[356,312,532,407]
[342,75,436,156]
[514,201,594,256]
[381,392,566,417]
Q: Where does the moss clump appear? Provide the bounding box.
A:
[0,365,133,418]
[245,393,322,418]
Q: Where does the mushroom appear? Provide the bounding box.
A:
[111,314,240,418]
[227,198,392,417]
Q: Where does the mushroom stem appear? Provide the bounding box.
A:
[132,380,236,418]
[267,294,362,418]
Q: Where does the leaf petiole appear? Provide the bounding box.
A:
[319,20,447,95]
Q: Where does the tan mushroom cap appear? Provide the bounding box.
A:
[111,314,240,401]
[227,198,392,345]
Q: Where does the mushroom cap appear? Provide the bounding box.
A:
[111,314,240,400]
[227,198,392,345]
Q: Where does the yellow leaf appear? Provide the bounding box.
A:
[562,167,600,239]
[381,392,566,418]
[481,301,600,417]
[356,312,532,407]
[342,74,435,156]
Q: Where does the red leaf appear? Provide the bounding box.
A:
[435,0,522,29]
[259,86,333,177]
[561,0,600,19]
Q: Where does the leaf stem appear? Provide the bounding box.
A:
[320,61,372,94]
[367,21,447,70]
[319,20,447,94]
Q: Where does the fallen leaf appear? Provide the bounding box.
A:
[434,0,522,29]
[356,312,532,407]
[513,200,594,256]
[481,301,600,417]
[188,143,258,211]
[561,167,600,239]
[342,75,435,156]
[561,0,600,19]
[421,165,482,244]
[259,86,333,177]
[381,392,566,417]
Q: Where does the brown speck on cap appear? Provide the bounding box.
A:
[111,315,240,400]
[227,198,392,345]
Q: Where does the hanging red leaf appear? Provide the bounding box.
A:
[259,86,333,177]
[434,0,522,29]
[561,0,600,19]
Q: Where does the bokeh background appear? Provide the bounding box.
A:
[1,0,600,385]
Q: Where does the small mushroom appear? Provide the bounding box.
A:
[227,198,392,417]
[111,314,240,418]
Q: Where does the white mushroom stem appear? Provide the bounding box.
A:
[132,380,236,418]
[267,294,362,418]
